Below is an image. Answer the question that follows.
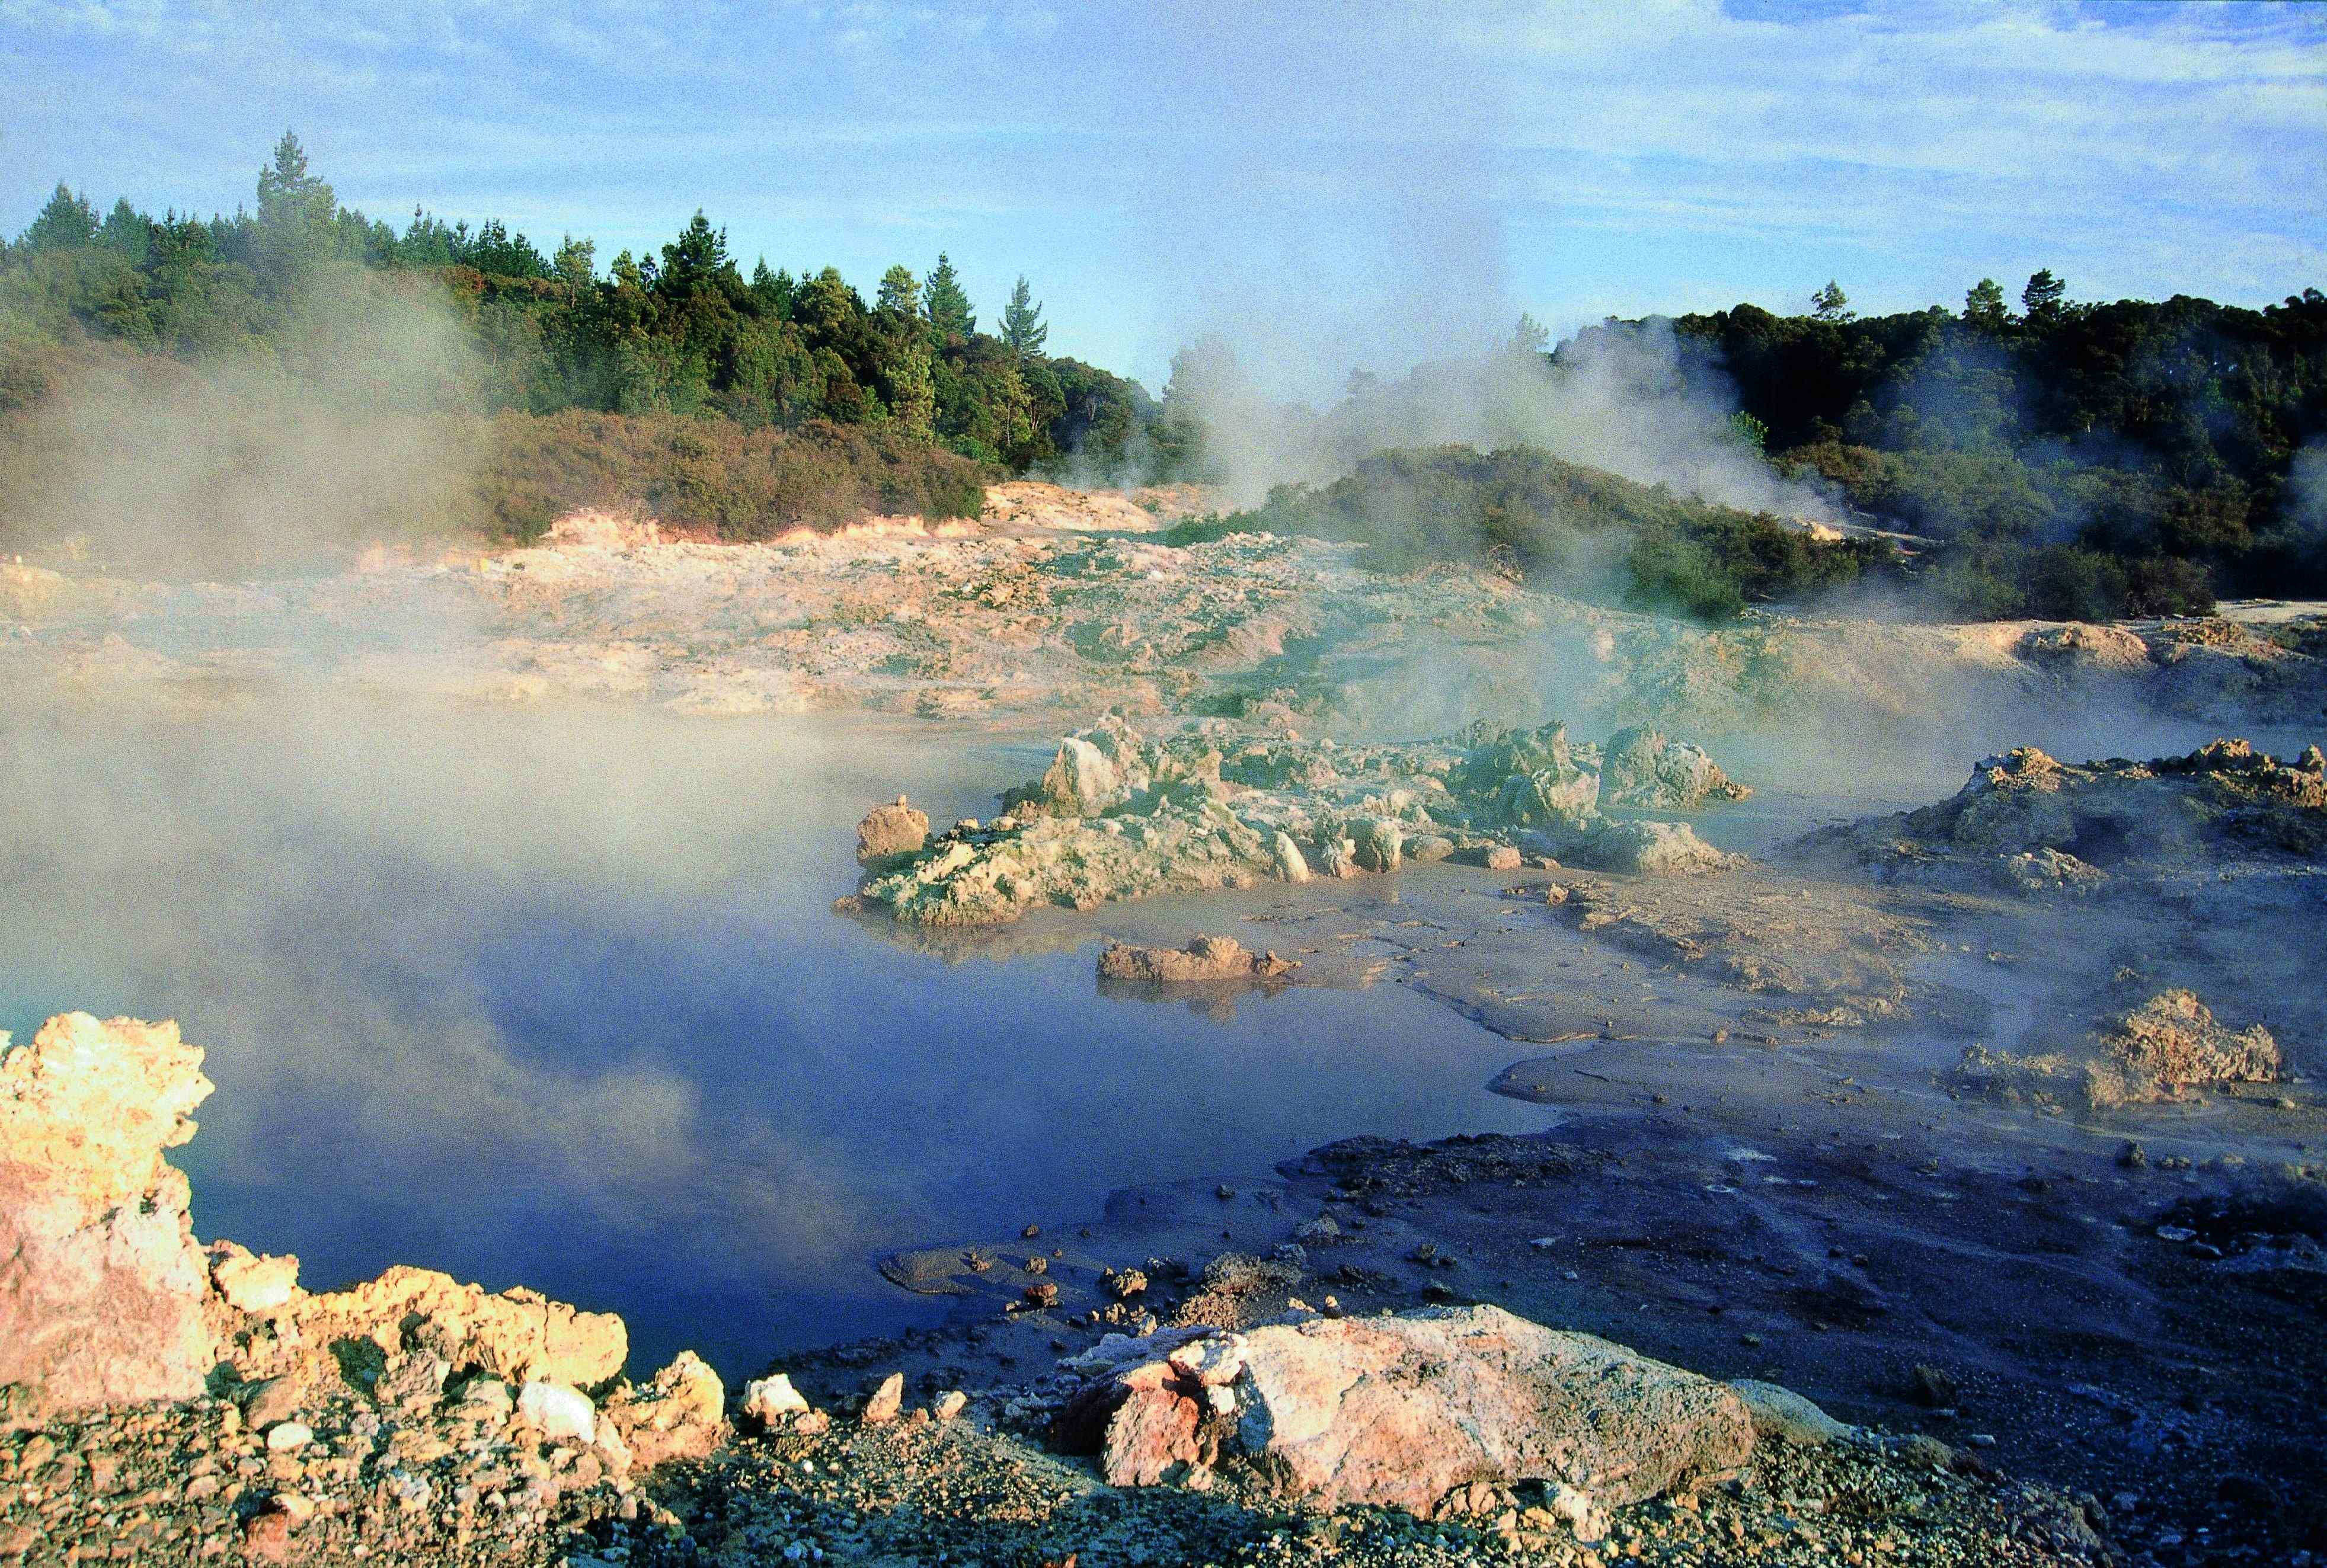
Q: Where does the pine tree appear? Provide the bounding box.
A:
[749,261,796,318]
[877,264,920,318]
[553,236,596,295]
[20,184,98,251]
[254,131,340,281]
[2021,270,2067,324]
[1001,276,1047,357]
[923,253,974,340]
[878,332,936,439]
[1962,277,2008,330]
[657,212,729,296]
[1811,280,1851,322]
[97,197,154,263]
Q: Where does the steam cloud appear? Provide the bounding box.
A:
[0,269,487,573]
[1152,318,1834,521]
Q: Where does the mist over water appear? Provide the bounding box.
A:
[0,690,1546,1377]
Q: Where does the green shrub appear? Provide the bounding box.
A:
[1926,541,2216,620]
[1211,444,1891,622]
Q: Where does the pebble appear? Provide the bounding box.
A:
[263,1422,314,1453]
[240,1509,292,1562]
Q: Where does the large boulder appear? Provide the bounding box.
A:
[1599,728,1751,809]
[602,1351,728,1468]
[855,796,929,863]
[1729,1379,1852,1447]
[1267,831,1311,884]
[1577,819,1741,876]
[1064,1305,1753,1519]
[1494,767,1599,829]
[1460,722,1575,789]
[1349,817,1404,873]
[0,1013,223,1412]
[1034,735,1123,818]
[206,1239,301,1314]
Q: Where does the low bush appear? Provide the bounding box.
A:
[1926,541,2216,620]
[473,410,995,542]
[1217,444,1892,622]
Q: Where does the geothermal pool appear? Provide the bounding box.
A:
[0,691,1545,1376]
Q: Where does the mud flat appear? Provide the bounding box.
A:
[5,488,2323,747]
[6,499,2327,1564]
[835,732,2327,1566]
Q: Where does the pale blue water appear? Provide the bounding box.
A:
[0,692,1542,1377]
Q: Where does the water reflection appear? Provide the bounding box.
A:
[0,690,1542,1376]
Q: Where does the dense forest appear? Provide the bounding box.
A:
[0,133,1144,557]
[1181,280,2327,621]
[1665,277,2327,617]
[0,134,1153,469]
[3,133,2321,622]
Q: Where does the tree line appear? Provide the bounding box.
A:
[0,133,1152,473]
[1660,273,2327,616]
[5,133,2322,619]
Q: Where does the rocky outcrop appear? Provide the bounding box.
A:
[1098,935,1298,984]
[855,795,929,863]
[858,717,1751,924]
[0,1003,750,1511]
[600,1350,728,1468]
[0,1014,222,1413]
[268,1265,629,1393]
[543,509,663,550]
[1598,727,1751,809]
[1798,738,2327,890]
[979,479,1189,534]
[2091,989,2280,1105]
[2019,622,2150,671]
[1057,1305,1754,1519]
[1954,987,2282,1111]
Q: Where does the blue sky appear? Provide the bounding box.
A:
[5,1,2322,395]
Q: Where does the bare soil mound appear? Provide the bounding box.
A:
[1794,737,2327,893]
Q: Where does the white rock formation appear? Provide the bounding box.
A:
[0,1014,222,1411]
[517,1380,596,1444]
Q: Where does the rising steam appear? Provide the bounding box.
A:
[1155,316,1833,521]
[0,268,487,574]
